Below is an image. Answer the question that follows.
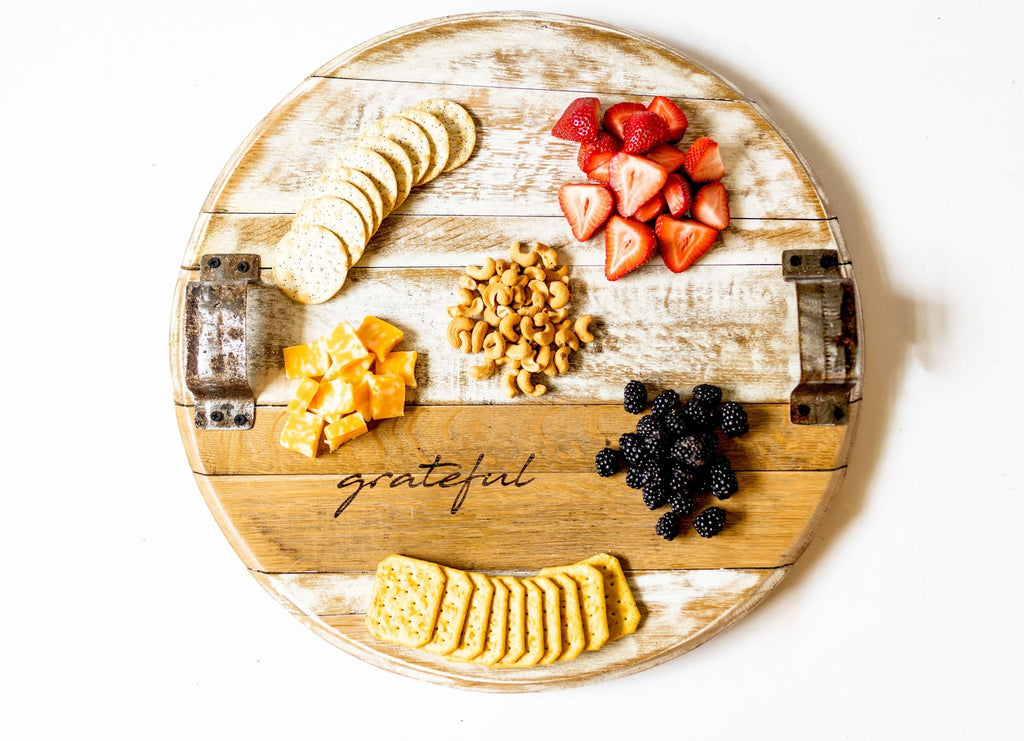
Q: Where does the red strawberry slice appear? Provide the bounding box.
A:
[602,101,646,140]
[621,110,671,154]
[609,153,668,218]
[692,181,730,230]
[577,132,621,173]
[662,173,693,218]
[558,183,614,241]
[654,215,719,273]
[647,96,689,141]
[586,152,615,184]
[634,192,667,222]
[605,215,657,281]
[552,97,602,142]
[682,136,725,182]
[645,144,687,172]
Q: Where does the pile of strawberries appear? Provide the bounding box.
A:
[551,96,730,280]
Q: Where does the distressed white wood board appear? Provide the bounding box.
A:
[169,12,861,692]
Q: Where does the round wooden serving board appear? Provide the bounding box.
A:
[170,12,862,691]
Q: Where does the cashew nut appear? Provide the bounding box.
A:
[535,242,560,270]
[532,317,556,346]
[508,241,539,267]
[458,330,472,354]
[535,344,552,371]
[502,370,519,398]
[482,306,501,326]
[548,281,571,310]
[447,316,474,348]
[483,282,512,310]
[523,265,546,281]
[547,265,569,283]
[468,360,495,380]
[574,315,595,343]
[471,320,488,353]
[458,274,479,292]
[505,339,533,361]
[499,312,520,342]
[465,257,496,281]
[548,307,569,324]
[554,345,572,374]
[482,331,506,361]
[500,267,519,286]
[517,369,547,397]
[519,314,536,342]
[555,327,580,351]
[451,296,484,318]
[528,279,549,308]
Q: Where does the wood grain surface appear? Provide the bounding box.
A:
[169,12,861,691]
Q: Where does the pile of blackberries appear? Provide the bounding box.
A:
[594,381,749,540]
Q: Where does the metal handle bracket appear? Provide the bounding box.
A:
[185,254,260,430]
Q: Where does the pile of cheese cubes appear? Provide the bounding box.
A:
[279,317,416,457]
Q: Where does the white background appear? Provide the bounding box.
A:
[3,1,1021,738]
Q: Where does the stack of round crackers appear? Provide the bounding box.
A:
[365,553,640,668]
[273,98,477,304]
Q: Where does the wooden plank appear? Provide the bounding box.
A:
[250,567,786,692]
[203,78,828,220]
[195,468,844,573]
[313,13,743,102]
[170,263,802,407]
[175,401,859,476]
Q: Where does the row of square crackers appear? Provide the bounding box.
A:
[365,553,640,668]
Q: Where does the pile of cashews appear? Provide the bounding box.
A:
[446,241,596,398]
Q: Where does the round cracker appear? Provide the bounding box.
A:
[357,135,414,208]
[272,222,349,304]
[328,147,399,215]
[413,98,476,171]
[363,115,432,186]
[323,165,385,231]
[306,176,377,235]
[295,196,368,266]
[399,107,450,184]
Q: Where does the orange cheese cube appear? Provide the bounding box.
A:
[351,374,374,421]
[286,376,321,413]
[278,411,324,458]
[324,412,369,451]
[376,350,417,389]
[308,379,355,418]
[357,316,404,362]
[282,339,330,380]
[368,373,406,419]
[324,320,370,368]
[323,353,374,383]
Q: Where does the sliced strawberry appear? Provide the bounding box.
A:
[692,181,730,230]
[662,173,693,217]
[647,96,688,141]
[586,152,615,184]
[602,101,646,140]
[604,215,657,281]
[634,192,667,222]
[645,144,687,172]
[558,183,615,241]
[551,97,602,142]
[609,153,668,218]
[577,132,621,173]
[654,215,719,273]
[621,110,671,154]
[682,136,725,182]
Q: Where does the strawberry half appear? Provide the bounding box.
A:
[634,192,667,222]
[692,181,730,230]
[654,215,718,273]
[552,97,602,142]
[662,173,693,217]
[647,96,688,141]
[586,152,615,184]
[645,144,687,173]
[605,215,657,281]
[609,153,668,218]
[621,110,671,154]
[558,183,614,241]
[577,132,621,173]
[682,136,725,182]
[602,101,646,140]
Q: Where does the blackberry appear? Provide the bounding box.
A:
[709,465,739,500]
[642,475,667,510]
[625,462,651,489]
[636,414,661,439]
[595,448,620,477]
[655,510,681,541]
[618,432,645,466]
[670,432,718,469]
[666,491,696,516]
[682,399,716,430]
[662,408,693,438]
[693,507,727,538]
[666,467,696,498]
[692,383,723,405]
[623,380,648,414]
[650,389,681,418]
[718,401,749,437]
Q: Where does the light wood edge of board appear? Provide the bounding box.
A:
[248,566,788,692]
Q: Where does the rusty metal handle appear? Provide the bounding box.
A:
[783,249,860,425]
[184,254,261,430]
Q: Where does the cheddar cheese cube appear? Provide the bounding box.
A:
[351,374,374,421]
[308,379,355,419]
[323,353,374,383]
[286,376,321,413]
[282,339,330,380]
[368,373,406,419]
[279,411,324,458]
[324,320,370,368]
[324,412,369,451]
[357,316,404,362]
[376,350,417,389]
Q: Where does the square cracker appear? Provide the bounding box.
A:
[539,563,608,651]
[471,577,509,667]
[422,567,475,655]
[550,573,586,662]
[365,555,446,648]
[504,578,546,668]
[582,553,641,641]
[532,576,563,665]
[497,577,527,666]
[445,572,494,662]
